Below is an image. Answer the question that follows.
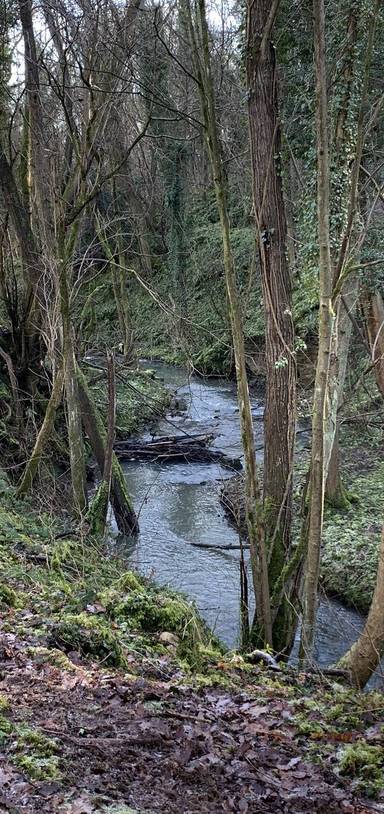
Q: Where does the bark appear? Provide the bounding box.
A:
[300,0,334,664]
[16,367,64,497]
[76,366,138,535]
[246,0,297,652]
[59,240,88,515]
[325,3,378,499]
[167,143,188,336]
[361,289,384,399]
[325,274,359,506]
[0,348,22,426]
[18,0,55,253]
[87,354,116,537]
[183,0,272,645]
[338,527,384,688]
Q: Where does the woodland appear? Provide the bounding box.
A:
[0,0,384,811]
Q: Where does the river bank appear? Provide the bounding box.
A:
[221,429,384,614]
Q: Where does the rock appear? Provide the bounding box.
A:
[159,631,180,648]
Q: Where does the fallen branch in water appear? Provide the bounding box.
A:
[188,541,249,550]
[114,434,242,470]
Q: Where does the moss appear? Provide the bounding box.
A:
[338,742,384,796]
[27,646,75,671]
[86,481,109,537]
[15,754,61,781]
[115,572,145,593]
[0,493,218,672]
[0,582,19,607]
[0,694,9,711]
[16,726,58,757]
[0,714,13,744]
[49,613,126,667]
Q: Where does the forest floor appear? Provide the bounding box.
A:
[0,628,383,814]
[0,498,383,813]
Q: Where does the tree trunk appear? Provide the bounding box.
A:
[338,527,384,688]
[300,0,334,664]
[16,366,64,497]
[183,0,272,645]
[87,354,116,537]
[325,274,359,507]
[76,366,138,535]
[361,289,384,399]
[246,0,297,652]
[19,0,87,515]
[59,248,87,515]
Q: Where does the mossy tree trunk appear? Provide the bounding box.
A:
[96,218,134,360]
[76,365,138,535]
[166,142,188,337]
[58,232,87,516]
[246,0,297,653]
[20,0,88,515]
[338,527,384,688]
[87,354,116,537]
[183,0,272,646]
[325,274,359,507]
[325,1,378,505]
[16,366,64,497]
[300,0,334,664]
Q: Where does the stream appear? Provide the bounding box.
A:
[114,361,382,682]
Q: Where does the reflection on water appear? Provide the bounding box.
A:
[115,362,383,686]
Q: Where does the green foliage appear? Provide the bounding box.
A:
[0,581,19,607]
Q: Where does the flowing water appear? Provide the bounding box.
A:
[114,361,382,683]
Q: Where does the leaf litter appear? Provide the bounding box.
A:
[0,631,382,813]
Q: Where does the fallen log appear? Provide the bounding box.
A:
[189,541,249,550]
[114,434,242,470]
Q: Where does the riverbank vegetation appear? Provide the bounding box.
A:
[1,0,384,809]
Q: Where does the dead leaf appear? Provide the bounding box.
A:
[85,603,106,615]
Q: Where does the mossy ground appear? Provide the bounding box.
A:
[0,488,222,673]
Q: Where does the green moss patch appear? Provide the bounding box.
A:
[338,742,384,797]
[0,709,61,782]
[0,494,219,672]
[49,613,126,667]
